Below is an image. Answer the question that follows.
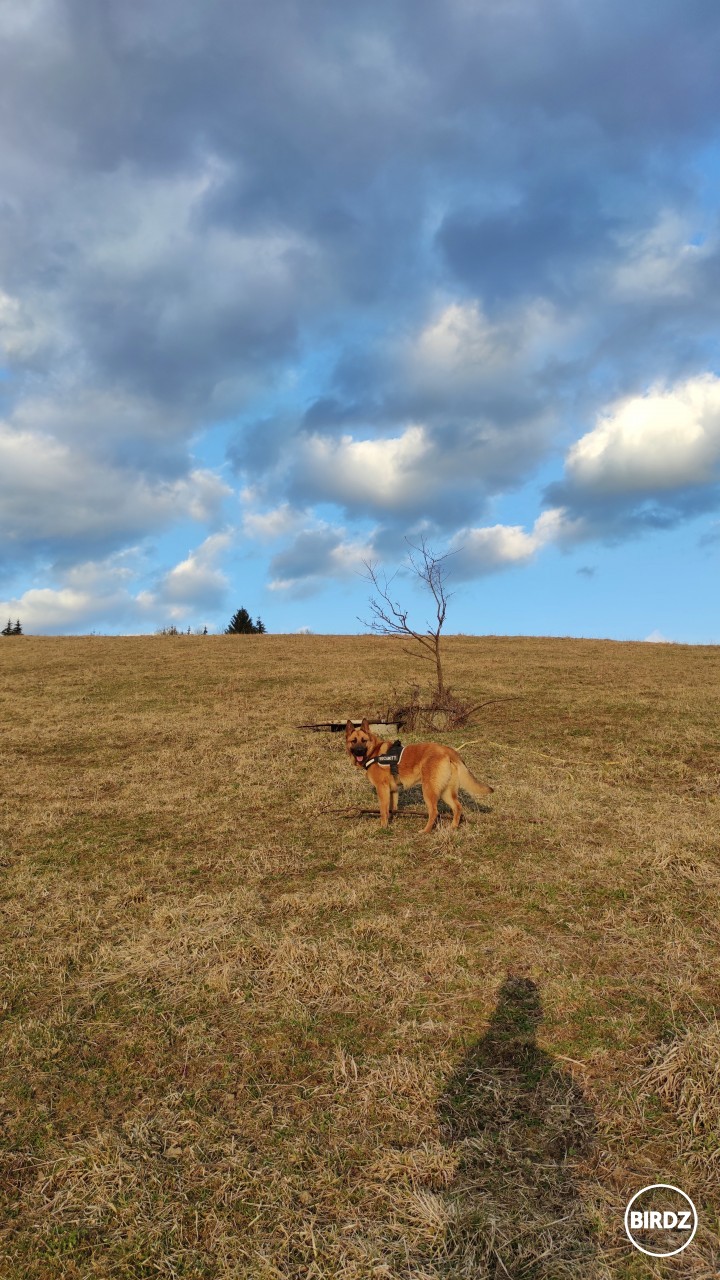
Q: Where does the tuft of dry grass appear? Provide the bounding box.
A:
[644,1020,720,1179]
[1,633,719,1277]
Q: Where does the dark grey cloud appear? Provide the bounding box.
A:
[437,175,620,303]
[267,526,367,595]
[546,481,720,542]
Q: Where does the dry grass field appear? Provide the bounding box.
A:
[1,633,719,1279]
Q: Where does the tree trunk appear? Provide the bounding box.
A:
[434,637,444,699]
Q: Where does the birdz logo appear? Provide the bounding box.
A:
[625,1184,698,1257]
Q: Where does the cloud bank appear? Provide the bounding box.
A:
[2,0,720,625]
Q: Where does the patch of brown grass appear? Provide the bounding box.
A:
[644,1020,720,1180]
[1,634,719,1276]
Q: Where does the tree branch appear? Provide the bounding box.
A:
[360,543,456,699]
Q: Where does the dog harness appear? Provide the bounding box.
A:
[363,740,404,778]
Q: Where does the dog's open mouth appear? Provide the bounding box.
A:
[351,748,367,766]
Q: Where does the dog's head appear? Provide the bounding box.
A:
[345,718,378,767]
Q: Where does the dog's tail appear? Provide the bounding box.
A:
[457,761,494,797]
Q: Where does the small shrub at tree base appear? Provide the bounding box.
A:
[386,682,519,732]
[387,684,478,732]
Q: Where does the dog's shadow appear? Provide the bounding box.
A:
[432,977,599,1277]
[396,785,492,817]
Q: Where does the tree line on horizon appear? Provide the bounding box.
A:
[2,606,267,638]
[154,608,266,636]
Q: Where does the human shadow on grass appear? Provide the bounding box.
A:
[434,977,602,1279]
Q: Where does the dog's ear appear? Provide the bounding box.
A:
[345,719,354,735]
[361,718,371,733]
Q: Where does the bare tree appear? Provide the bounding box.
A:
[362,537,454,699]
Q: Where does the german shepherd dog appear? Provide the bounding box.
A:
[346,719,493,832]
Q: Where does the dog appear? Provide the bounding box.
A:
[346,719,493,833]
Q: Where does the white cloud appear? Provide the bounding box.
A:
[0,587,106,633]
[0,535,234,633]
[566,374,720,495]
[266,300,572,527]
[452,523,539,571]
[140,532,233,616]
[326,537,368,577]
[0,551,143,633]
[242,502,304,541]
[410,298,576,385]
[59,550,141,592]
[611,212,708,301]
[448,507,579,577]
[184,472,232,524]
[413,300,511,376]
[292,425,434,512]
[262,503,583,594]
[0,417,230,551]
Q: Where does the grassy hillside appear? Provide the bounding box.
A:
[1,634,719,1278]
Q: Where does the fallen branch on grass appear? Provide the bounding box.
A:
[321,806,490,821]
[323,806,436,819]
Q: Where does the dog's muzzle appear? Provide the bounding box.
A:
[351,747,367,766]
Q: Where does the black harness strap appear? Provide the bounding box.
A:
[364,740,404,778]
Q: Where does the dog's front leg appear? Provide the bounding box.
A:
[376,780,391,827]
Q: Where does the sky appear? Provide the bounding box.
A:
[1,0,720,642]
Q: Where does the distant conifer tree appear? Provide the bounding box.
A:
[255,617,266,634]
[225,607,265,634]
[12,619,22,636]
[1,619,13,636]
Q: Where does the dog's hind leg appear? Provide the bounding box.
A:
[420,773,440,833]
[441,783,463,829]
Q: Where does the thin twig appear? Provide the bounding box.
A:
[554,1053,590,1069]
[465,695,523,715]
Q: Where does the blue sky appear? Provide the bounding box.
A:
[1,0,720,642]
